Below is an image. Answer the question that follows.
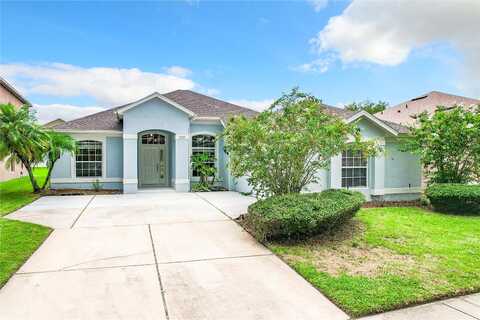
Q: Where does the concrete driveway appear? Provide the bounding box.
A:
[1,191,348,320]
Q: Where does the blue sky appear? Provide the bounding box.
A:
[1,0,478,122]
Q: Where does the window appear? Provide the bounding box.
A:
[191,134,216,177]
[342,149,367,188]
[141,133,165,145]
[76,140,102,177]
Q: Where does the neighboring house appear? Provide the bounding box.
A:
[52,90,422,201]
[0,77,30,181]
[376,91,480,126]
[43,118,66,128]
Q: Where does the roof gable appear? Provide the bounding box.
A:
[116,92,196,118]
[347,110,400,136]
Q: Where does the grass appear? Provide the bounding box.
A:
[0,167,48,216]
[0,168,51,288]
[269,207,480,318]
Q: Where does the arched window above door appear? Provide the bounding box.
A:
[141,133,165,145]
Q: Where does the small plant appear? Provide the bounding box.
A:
[191,153,217,191]
[92,179,102,192]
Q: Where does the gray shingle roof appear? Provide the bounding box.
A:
[54,89,408,134]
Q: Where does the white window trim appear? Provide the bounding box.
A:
[189,132,219,182]
[70,135,107,181]
[341,150,369,189]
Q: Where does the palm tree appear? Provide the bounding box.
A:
[41,131,76,190]
[0,104,48,192]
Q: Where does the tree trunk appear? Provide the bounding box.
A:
[24,162,41,193]
[41,161,54,190]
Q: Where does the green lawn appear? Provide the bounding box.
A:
[0,168,51,288]
[269,207,480,318]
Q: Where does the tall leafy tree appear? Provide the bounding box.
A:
[345,100,388,114]
[401,105,480,183]
[42,131,76,190]
[0,104,47,192]
[223,88,378,197]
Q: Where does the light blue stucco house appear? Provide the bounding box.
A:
[52,90,422,201]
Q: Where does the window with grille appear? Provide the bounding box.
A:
[76,140,102,177]
[191,134,216,177]
[341,149,367,188]
[141,133,165,145]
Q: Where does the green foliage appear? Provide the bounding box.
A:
[245,189,365,241]
[0,104,48,192]
[0,219,51,288]
[92,179,102,192]
[191,152,217,191]
[223,88,378,197]
[345,100,388,114]
[401,105,480,183]
[426,183,480,215]
[0,103,75,192]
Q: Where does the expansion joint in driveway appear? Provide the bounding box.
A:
[194,193,232,220]
[148,224,170,320]
[442,302,480,320]
[70,195,95,228]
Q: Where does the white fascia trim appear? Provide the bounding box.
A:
[51,177,122,183]
[116,92,196,118]
[55,130,122,136]
[192,116,222,123]
[371,187,423,195]
[347,111,399,136]
[123,178,138,184]
[123,133,137,140]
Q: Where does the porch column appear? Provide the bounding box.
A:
[330,154,342,189]
[371,140,386,196]
[174,134,190,192]
[123,134,138,193]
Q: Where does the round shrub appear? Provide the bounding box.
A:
[425,184,480,215]
[245,189,365,241]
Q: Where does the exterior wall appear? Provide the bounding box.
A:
[51,132,124,190]
[0,84,27,181]
[122,97,191,193]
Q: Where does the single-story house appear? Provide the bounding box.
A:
[52,90,422,201]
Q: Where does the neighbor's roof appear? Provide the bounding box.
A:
[54,90,259,131]
[42,118,66,129]
[376,91,480,126]
[0,76,30,106]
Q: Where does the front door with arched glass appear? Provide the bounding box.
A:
[139,131,168,187]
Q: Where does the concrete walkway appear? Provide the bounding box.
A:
[360,294,480,320]
[1,191,347,320]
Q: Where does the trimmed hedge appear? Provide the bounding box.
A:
[245,189,365,241]
[426,184,480,215]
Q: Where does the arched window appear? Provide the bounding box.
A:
[341,149,367,188]
[76,140,102,177]
[141,133,165,145]
[191,134,216,177]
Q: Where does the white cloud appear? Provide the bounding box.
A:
[164,65,192,77]
[229,99,274,112]
[292,57,334,73]
[311,0,480,95]
[32,104,105,125]
[308,0,328,12]
[0,63,197,106]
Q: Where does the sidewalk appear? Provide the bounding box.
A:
[360,293,480,320]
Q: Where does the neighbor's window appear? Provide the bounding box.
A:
[341,149,367,188]
[191,134,216,177]
[76,140,102,177]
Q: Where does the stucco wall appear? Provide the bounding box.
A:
[122,97,191,192]
[384,139,422,189]
[106,137,123,178]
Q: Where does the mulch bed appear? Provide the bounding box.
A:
[44,189,121,196]
[363,200,422,208]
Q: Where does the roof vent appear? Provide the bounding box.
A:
[411,95,428,101]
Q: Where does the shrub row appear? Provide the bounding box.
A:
[426,183,480,215]
[245,189,365,241]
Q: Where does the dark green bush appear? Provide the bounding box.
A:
[245,189,365,241]
[426,184,480,215]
